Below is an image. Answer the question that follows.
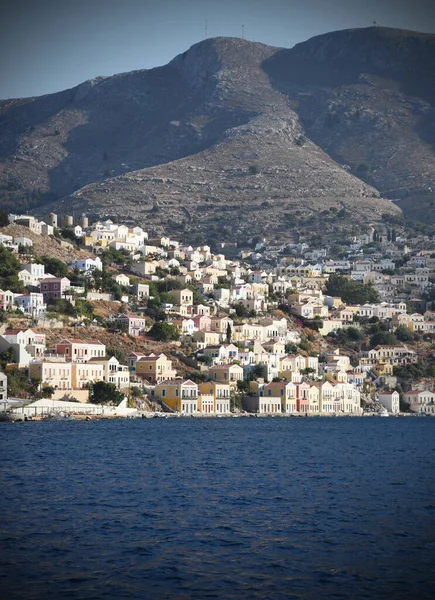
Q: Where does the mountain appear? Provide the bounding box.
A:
[1,26,434,242]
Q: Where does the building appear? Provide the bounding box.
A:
[0,329,46,366]
[115,314,146,337]
[112,273,130,287]
[135,353,177,384]
[40,277,71,301]
[0,289,15,311]
[131,283,150,302]
[14,293,46,318]
[155,379,199,413]
[72,257,102,273]
[208,364,244,386]
[125,352,144,373]
[403,390,435,414]
[56,339,106,362]
[169,288,193,306]
[379,391,400,414]
[71,362,105,390]
[263,381,297,413]
[243,389,283,414]
[29,360,72,390]
[198,382,231,414]
[87,356,130,389]
[0,372,7,402]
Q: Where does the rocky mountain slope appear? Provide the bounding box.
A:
[1,27,434,240]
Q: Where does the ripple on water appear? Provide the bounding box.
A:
[1,418,435,599]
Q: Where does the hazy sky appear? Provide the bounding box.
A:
[1,0,435,99]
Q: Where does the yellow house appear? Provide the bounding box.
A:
[136,353,176,384]
[71,362,104,389]
[262,381,297,413]
[169,288,193,306]
[373,360,394,377]
[155,379,199,413]
[210,316,234,334]
[318,319,343,336]
[193,330,221,348]
[325,370,349,383]
[199,382,231,414]
[29,360,72,390]
[208,364,244,387]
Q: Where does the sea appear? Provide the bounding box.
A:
[1,417,435,600]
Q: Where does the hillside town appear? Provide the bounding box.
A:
[1,209,435,419]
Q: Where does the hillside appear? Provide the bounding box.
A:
[2,27,435,239]
[1,224,86,262]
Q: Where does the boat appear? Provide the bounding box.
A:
[379,407,389,417]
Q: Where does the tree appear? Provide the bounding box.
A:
[226,323,232,343]
[0,347,15,370]
[0,210,9,227]
[75,299,94,319]
[189,370,208,383]
[0,246,24,292]
[107,346,126,364]
[253,364,268,381]
[237,379,249,392]
[325,274,380,304]
[370,331,397,348]
[148,322,180,342]
[300,367,315,377]
[197,354,213,366]
[345,327,363,341]
[41,386,55,399]
[395,325,414,342]
[6,368,32,397]
[88,381,124,405]
[285,343,298,354]
[39,256,69,278]
[234,304,250,318]
[47,298,77,316]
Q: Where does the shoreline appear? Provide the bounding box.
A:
[1,411,423,422]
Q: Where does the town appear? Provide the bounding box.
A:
[1,209,434,420]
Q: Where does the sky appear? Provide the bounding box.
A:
[1,0,435,99]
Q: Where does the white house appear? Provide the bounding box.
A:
[378,391,400,414]
[14,293,46,318]
[112,273,130,287]
[72,257,103,273]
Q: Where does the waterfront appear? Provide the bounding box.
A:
[1,418,435,599]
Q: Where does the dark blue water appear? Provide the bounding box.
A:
[1,418,435,599]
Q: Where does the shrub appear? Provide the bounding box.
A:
[148,322,180,342]
[395,325,414,342]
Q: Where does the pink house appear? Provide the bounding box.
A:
[116,314,146,337]
[55,339,106,362]
[296,382,311,414]
[193,314,211,331]
[40,277,71,301]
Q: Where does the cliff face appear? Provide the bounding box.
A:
[263,27,435,220]
[1,27,435,239]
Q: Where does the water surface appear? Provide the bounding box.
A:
[1,418,435,599]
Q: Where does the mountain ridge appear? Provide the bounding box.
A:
[1,26,435,240]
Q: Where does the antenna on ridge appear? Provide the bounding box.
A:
[242,24,245,39]
[205,18,208,39]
